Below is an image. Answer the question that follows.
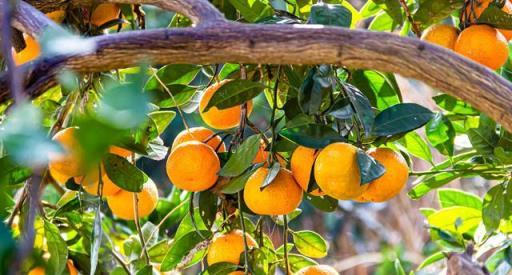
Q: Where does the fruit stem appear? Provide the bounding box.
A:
[283,214,290,275]
[237,191,251,274]
[268,66,281,165]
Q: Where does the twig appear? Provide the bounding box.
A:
[111,250,132,275]
[283,215,290,275]
[7,187,27,226]
[398,0,421,37]
[237,191,251,275]
[133,192,150,264]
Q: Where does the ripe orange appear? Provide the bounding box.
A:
[290,146,323,196]
[107,179,158,220]
[358,148,409,202]
[27,260,78,275]
[207,230,257,266]
[252,139,286,167]
[12,35,41,65]
[46,10,66,23]
[421,24,459,49]
[89,4,121,26]
[466,0,512,40]
[166,141,220,192]
[109,146,132,158]
[454,24,508,70]
[171,127,226,153]
[75,166,121,196]
[243,167,303,215]
[296,265,339,275]
[48,127,84,182]
[314,143,367,200]
[199,80,254,130]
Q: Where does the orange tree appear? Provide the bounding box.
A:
[1,0,512,274]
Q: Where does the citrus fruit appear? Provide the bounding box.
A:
[75,166,121,196]
[243,167,303,215]
[207,230,257,266]
[290,146,323,196]
[454,24,508,70]
[48,127,84,182]
[107,179,158,220]
[252,139,286,167]
[296,265,339,275]
[166,141,220,192]
[171,127,226,152]
[466,0,512,40]
[421,24,459,49]
[314,142,367,200]
[199,80,254,130]
[12,35,41,65]
[358,148,409,202]
[27,260,78,275]
[109,146,132,158]
[89,4,121,26]
[46,10,66,23]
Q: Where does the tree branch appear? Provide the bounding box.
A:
[1,22,512,131]
[0,0,60,37]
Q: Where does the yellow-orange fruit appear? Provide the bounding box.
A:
[46,10,66,23]
[252,139,286,167]
[228,272,245,275]
[27,267,45,275]
[421,24,459,49]
[314,143,367,200]
[107,179,158,220]
[166,141,220,192]
[454,25,509,70]
[171,127,226,152]
[12,35,41,65]
[48,127,84,182]
[109,146,133,158]
[199,80,254,130]
[207,230,257,266]
[296,265,340,275]
[243,167,303,215]
[75,166,121,196]
[290,146,323,196]
[27,260,78,275]
[358,148,409,202]
[89,4,121,26]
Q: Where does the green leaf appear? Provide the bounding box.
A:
[327,97,353,120]
[344,83,375,137]
[201,262,239,275]
[478,3,512,29]
[219,134,261,177]
[426,113,455,156]
[308,3,352,27]
[398,132,433,163]
[299,66,334,115]
[203,80,265,112]
[227,0,273,22]
[433,94,478,115]
[356,149,386,184]
[409,172,466,200]
[260,162,280,190]
[145,64,200,90]
[279,124,344,149]
[148,240,171,263]
[468,115,499,156]
[413,0,464,29]
[374,103,434,137]
[135,265,153,275]
[394,259,407,275]
[482,182,512,232]
[160,230,211,271]
[427,206,482,234]
[417,251,445,270]
[304,194,338,212]
[104,153,147,192]
[286,253,318,273]
[292,230,328,259]
[90,202,102,275]
[350,70,401,111]
[360,0,382,18]
[149,111,176,135]
[369,11,394,31]
[221,164,262,194]
[438,188,482,210]
[372,0,403,25]
[0,156,32,185]
[198,191,217,229]
[44,220,68,275]
[275,208,303,226]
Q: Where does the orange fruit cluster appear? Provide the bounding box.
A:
[290,143,409,202]
[48,128,158,220]
[421,21,509,71]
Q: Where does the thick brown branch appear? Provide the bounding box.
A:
[1,23,512,132]
[0,0,60,37]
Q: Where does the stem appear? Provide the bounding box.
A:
[409,165,512,176]
[283,215,290,275]
[111,250,131,275]
[133,192,150,264]
[152,70,190,130]
[398,0,421,37]
[268,66,281,164]
[237,191,251,275]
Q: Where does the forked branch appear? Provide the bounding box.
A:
[1,0,512,133]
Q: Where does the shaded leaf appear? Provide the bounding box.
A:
[44,220,68,275]
[104,153,147,192]
[219,135,261,177]
[374,103,434,137]
[308,3,352,27]
[203,80,265,112]
[356,149,386,184]
[279,124,344,149]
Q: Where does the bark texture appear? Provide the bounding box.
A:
[1,0,512,132]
